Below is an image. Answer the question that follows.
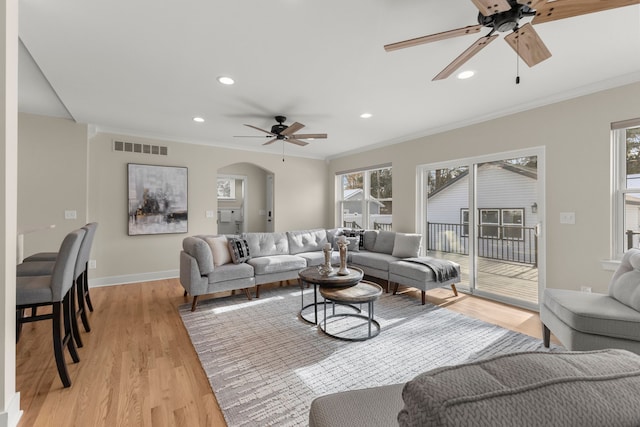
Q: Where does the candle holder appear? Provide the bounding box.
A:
[318,246,334,276]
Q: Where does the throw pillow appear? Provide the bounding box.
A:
[344,229,365,250]
[205,236,232,267]
[372,230,396,254]
[334,235,360,252]
[392,233,422,258]
[227,238,251,264]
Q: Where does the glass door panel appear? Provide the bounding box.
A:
[425,165,471,291]
[475,156,539,306]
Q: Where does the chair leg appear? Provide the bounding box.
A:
[256,285,261,299]
[16,308,24,343]
[191,295,199,312]
[52,301,72,388]
[422,291,426,305]
[392,282,399,295]
[243,288,252,301]
[451,284,458,296]
[69,281,83,348]
[183,290,188,297]
[83,269,94,312]
[543,324,551,348]
[77,276,91,333]
[62,293,80,363]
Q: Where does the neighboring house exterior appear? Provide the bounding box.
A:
[427,162,538,264]
[342,189,391,228]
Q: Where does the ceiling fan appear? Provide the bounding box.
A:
[237,116,327,146]
[384,0,640,81]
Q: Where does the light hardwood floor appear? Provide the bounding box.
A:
[16,278,553,427]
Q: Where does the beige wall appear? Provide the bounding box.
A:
[84,132,328,283]
[329,81,640,293]
[18,113,88,253]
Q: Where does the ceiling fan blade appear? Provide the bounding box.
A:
[515,0,546,10]
[234,135,274,138]
[471,0,512,15]
[432,34,498,81]
[244,124,275,136]
[286,138,309,147]
[384,25,483,52]
[280,122,305,136]
[293,133,327,139]
[262,138,278,145]
[533,0,640,24]
[504,23,551,67]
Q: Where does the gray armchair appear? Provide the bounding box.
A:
[541,248,640,353]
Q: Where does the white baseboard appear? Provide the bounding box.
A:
[0,392,22,427]
[88,270,179,287]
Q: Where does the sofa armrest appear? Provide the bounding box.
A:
[180,251,208,296]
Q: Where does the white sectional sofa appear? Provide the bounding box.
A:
[180,228,459,311]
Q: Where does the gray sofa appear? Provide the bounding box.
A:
[309,349,640,427]
[180,228,456,310]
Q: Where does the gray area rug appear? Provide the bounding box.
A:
[179,285,557,426]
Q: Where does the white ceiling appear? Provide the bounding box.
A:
[18,0,640,160]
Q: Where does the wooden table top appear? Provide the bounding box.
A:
[319,281,383,303]
[298,266,363,288]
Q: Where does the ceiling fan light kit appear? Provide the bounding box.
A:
[384,0,640,81]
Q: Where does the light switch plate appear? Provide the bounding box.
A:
[64,210,77,220]
[560,212,575,224]
[205,210,214,218]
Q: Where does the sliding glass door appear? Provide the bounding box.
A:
[419,148,544,310]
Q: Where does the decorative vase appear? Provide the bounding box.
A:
[318,246,334,276]
[337,236,350,276]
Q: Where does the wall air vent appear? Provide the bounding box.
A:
[113,140,168,156]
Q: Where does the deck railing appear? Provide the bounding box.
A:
[374,222,392,231]
[427,222,538,266]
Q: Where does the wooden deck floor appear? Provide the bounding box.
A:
[429,251,539,306]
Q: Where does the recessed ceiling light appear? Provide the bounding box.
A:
[193,117,205,123]
[457,70,475,80]
[360,113,373,119]
[217,76,235,85]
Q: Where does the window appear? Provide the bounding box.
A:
[337,165,392,229]
[461,208,525,240]
[612,118,640,257]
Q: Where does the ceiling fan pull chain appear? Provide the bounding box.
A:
[515,32,521,85]
[282,141,285,162]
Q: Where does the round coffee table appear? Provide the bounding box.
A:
[298,266,363,325]
[319,280,383,341]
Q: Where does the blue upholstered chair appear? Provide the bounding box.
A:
[16,228,85,388]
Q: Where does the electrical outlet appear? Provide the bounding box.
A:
[88,259,97,269]
[64,210,77,220]
[580,286,592,293]
[205,210,214,218]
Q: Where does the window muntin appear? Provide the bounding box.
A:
[502,209,524,240]
[461,208,525,240]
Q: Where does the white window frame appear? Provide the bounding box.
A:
[502,208,525,240]
[612,118,640,259]
[336,164,392,229]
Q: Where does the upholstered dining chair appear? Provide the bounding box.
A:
[16,228,85,388]
[17,223,98,348]
[22,222,98,313]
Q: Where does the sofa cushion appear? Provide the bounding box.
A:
[392,233,422,258]
[372,230,395,254]
[207,262,254,284]
[351,251,401,271]
[363,230,378,251]
[287,229,329,255]
[543,289,640,341]
[298,251,341,267]
[247,255,307,275]
[244,232,289,257]
[183,236,214,275]
[205,235,232,266]
[326,228,344,246]
[609,249,640,311]
[228,238,251,264]
[398,349,640,427]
